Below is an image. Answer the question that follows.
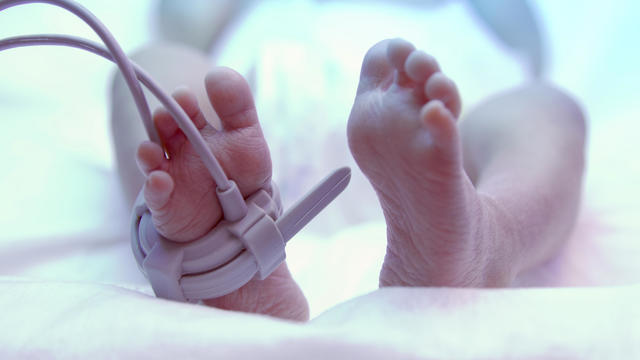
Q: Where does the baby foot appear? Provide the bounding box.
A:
[136,67,309,320]
[348,39,508,287]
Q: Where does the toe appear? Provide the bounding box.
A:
[387,38,416,87]
[404,50,440,83]
[153,107,180,146]
[205,67,258,131]
[425,72,462,118]
[136,141,166,175]
[387,38,415,70]
[206,67,272,197]
[357,39,395,94]
[171,87,209,130]
[153,87,211,152]
[144,170,175,211]
[420,100,459,152]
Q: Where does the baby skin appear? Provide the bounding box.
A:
[135,38,585,320]
[348,39,584,287]
[136,68,309,321]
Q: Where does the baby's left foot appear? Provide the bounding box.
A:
[348,39,512,287]
[136,67,309,320]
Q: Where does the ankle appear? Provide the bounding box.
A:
[475,193,521,286]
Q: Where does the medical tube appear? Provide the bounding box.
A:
[0,0,248,220]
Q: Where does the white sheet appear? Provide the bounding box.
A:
[2,278,639,358]
[1,0,640,357]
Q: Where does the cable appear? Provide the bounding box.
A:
[0,0,248,220]
[0,0,233,190]
[0,35,190,137]
[0,0,157,144]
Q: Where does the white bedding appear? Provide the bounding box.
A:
[1,0,640,357]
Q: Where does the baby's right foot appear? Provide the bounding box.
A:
[348,39,513,287]
[136,67,309,321]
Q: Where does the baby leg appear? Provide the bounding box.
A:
[460,83,585,277]
[348,39,585,287]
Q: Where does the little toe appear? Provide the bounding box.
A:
[144,170,175,211]
[205,67,258,131]
[136,141,166,175]
[425,72,462,118]
[404,50,440,83]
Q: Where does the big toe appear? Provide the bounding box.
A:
[356,39,396,94]
[205,67,272,195]
[205,67,259,131]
